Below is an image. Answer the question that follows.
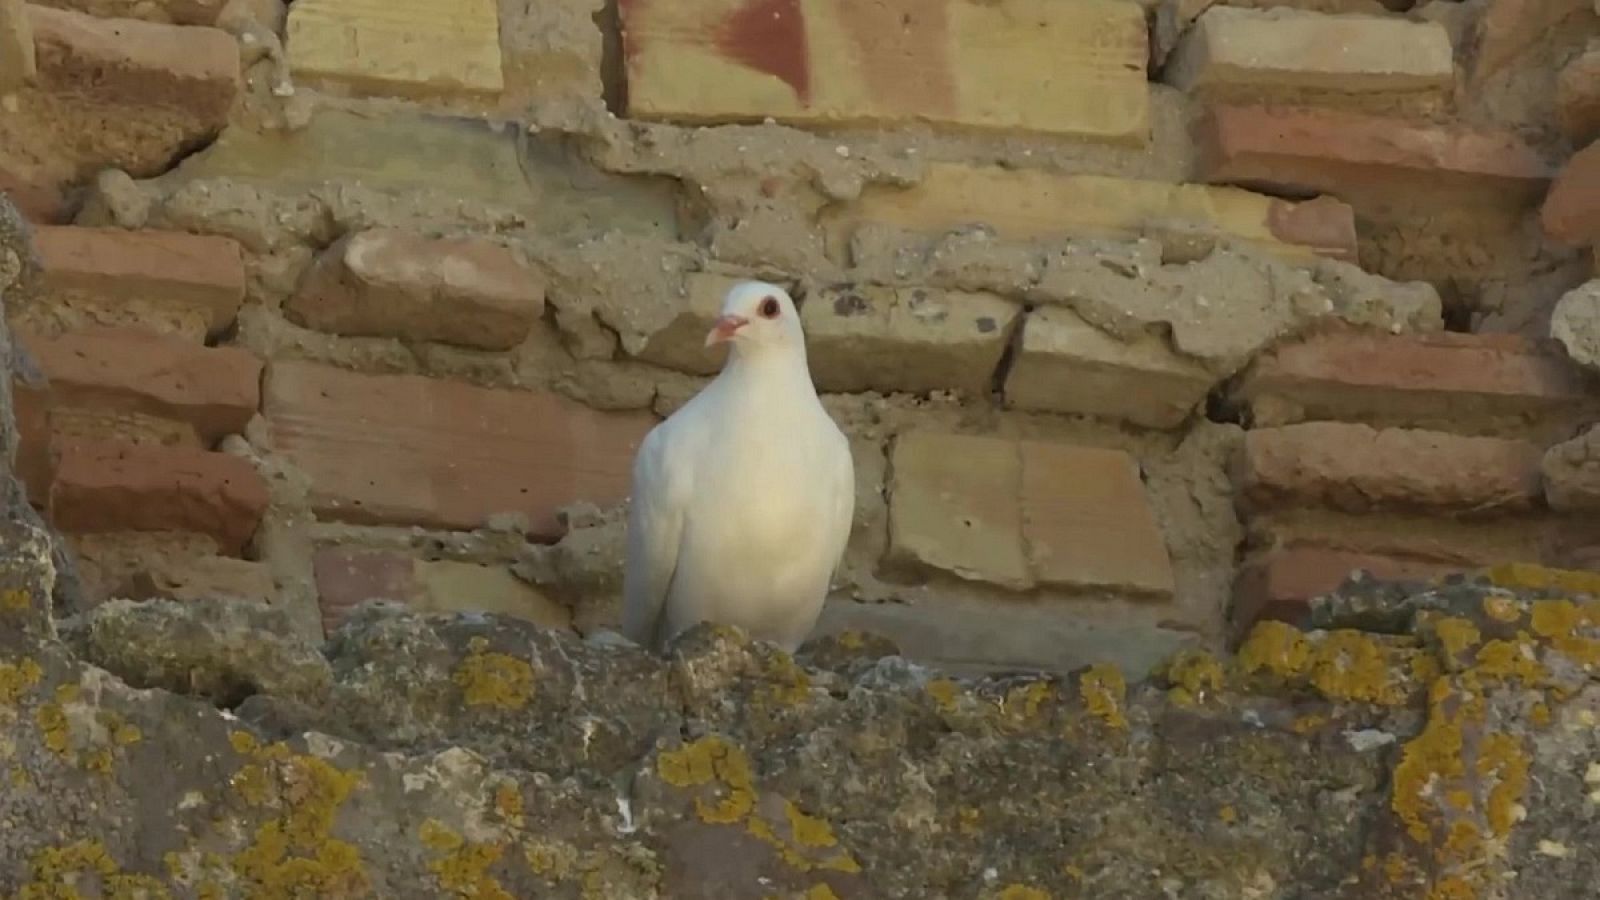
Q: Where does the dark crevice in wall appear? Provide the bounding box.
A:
[988,306,1029,403]
[595,0,628,117]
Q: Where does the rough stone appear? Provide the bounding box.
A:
[1005,305,1216,428]
[1166,7,1454,110]
[264,361,656,538]
[1552,278,1600,372]
[1236,422,1545,516]
[285,0,505,98]
[1543,424,1600,511]
[285,229,545,351]
[1542,140,1600,247]
[823,162,1360,266]
[621,0,1151,142]
[0,0,35,90]
[801,284,1019,397]
[1557,43,1600,144]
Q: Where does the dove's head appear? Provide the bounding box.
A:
[704,281,804,356]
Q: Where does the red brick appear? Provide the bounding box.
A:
[1235,422,1544,516]
[264,362,656,539]
[1542,141,1600,246]
[312,547,572,634]
[1231,547,1459,639]
[1232,330,1599,436]
[285,229,546,351]
[30,227,247,337]
[28,5,239,122]
[48,440,270,555]
[1196,105,1554,203]
[0,164,66,224]
[15,326,262,442]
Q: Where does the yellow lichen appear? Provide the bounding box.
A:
[784,801,839,848]
[957,806,981,836]
[1,588,30,611]
[1529,599,1595,638]
[1290,714,1328,734]
[1218,805,1238,824]
[836,630,866,650]
[806,886,842,900]
[1163,649,1224,707]
[1307,631,1409,706]
[1477,733,1529,836]
[15,839,176,900]
[1391,680,1469,843]
[1485,563,1600,597]
[763,654,814,707]
[0,657,42,705]
[1471,638,1545,687]
[1481,594,1522,623]
[1003,680,1053,725]
[34,702,69,755]
[656,735,755,824]
[1237,620,1311,677]
[1077,663,1127,730]
[1431,617,1481,659]
[419,820,513,900]
[452,638,534,711]
[925,678,960,712]
[995,886,1050,900]
[228,739,369,898]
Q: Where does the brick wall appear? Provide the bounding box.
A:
[0,0,1596,676]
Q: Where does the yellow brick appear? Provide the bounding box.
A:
[620,0,1149,142]
[822,163,1355,263]
[0,0,35,91]
[286,0,504,97]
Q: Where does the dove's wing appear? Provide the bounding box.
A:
[620,424,692,648]
[821,432,855,581]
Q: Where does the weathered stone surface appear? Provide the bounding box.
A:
[1542,140,1600,246]
[631,272,741,375]
[0,0,35,90]
[24,227,246,340]
[1005,306,1215,428]
[823,163,1360,265]
[887,431,1174,597]
[285,229,545,350]
[264,361,656,538]
[801,284,1019,396]
[1236,422,1545,515]
[2,528,1600,898]
[286,0,505,98]
[1232,546,1457,637]
[620,0,1150,142]
[1166,7,1454,109]
[1557,43,1600,144]
[1233,330,1599,438]
[1552,278,1600,372]
[1543,424,1600,511]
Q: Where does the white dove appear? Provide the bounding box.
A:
[621,280,855,653]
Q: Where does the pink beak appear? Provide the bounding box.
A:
[704,314,749,347]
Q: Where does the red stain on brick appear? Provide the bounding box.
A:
[716,0,811,104]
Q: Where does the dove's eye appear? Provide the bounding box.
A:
[758,297,781,319]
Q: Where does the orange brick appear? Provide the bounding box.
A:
[15,326,262,442]
[1236,422,1544,516]
[48,440,270,555]
[1542,140,1600,246]
[1231,330,1598,436]
[620,0,1150,142]
[28,5,239,120]
[1231,547,1458,638]
[1557,47,1600,144]
[264,362,656,538]
[1471,0,1592,80]
[1196,105,1554,203]
[30,227,247,337]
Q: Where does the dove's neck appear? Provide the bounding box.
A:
[720,343,819,401]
